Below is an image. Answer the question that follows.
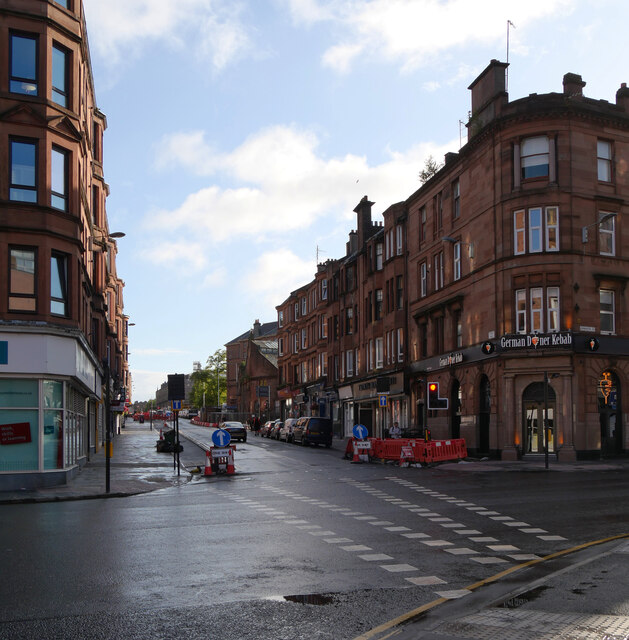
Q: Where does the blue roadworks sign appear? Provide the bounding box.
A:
[353,424,368,440]
[212,429,232,447]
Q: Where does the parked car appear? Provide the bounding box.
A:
[261,421,274,437]
[279,418,298,443]
[219,421,247,443]
[270,420,283,440]
[188,409,199,420]
[292,416,333,448]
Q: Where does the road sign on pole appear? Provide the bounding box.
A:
[212,428,232,447]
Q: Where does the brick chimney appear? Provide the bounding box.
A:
[467,59,509,138]
[252,319,261,337]
[354,195,375,247]
[616,82,629,112]
[563,72,586,97]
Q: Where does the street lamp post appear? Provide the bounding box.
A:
[103,359,111,493]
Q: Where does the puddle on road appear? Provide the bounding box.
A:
[265,593,334,606]
[498,585,549,609]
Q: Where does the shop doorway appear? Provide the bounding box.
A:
[599,371,623,456]
[522,382,556,455]
[450,380,461,439]
[358,406,373,437]
[478,375,490,454]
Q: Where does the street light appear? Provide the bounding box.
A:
[582,212,617,243]
[442,236,475,258]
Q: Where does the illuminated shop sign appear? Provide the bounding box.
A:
[438,352,464,368]
[500,332,573,350]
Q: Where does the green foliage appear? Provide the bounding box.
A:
[190,348,227,408]
[419,155,443,184]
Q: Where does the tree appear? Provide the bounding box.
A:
[190,349,227,408]
[419,155,443,184]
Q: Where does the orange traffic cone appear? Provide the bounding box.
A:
[159,429,163,441]
[351,439,361,463]
[204,450,213,476]
[227,448,235,475]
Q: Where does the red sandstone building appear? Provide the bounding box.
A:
[277,60,628,460]
[0,0,128,488]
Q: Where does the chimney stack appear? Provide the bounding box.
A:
[563,72,586,97]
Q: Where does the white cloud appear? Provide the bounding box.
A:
[83,0,253,70]
[130,369,169,402]
[139,240,208,271]
[151,124,454,244]
[240,249,318,308]
[133,349,189,356]
[285,0,575,74]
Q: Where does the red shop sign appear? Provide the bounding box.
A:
[0,422,32,445]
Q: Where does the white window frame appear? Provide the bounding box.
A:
[294,302,299,320]
[597,140,612,182]
[376,243,383,270]
[600,289,615,334]
[397,327,404,362]
[529,208,543,253]
[514,209,526,254]
[547,287,560,332]
[293,333,299,353]
[396,225,403,255]
[521,136,549,179]
[346,350,354,377]
[321,352,328,376]
[354,348,360,375]
[516,289,527,334]
[452,179,460,219]
[301,297,307,316]
[278,337,284,356]
[386,331,392,365]
[301,328,307,349]
[530,287,544,333]
[321,278,328,300]
[453,242,461,281]
[278,310,284,327]
[420,262,427,297]
[375,337,383,369]
[545,206,559,252]
[599,212,616,256]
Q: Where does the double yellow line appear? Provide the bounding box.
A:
[353,532,629,640]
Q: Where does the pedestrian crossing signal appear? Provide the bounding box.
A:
[428,382,448,410]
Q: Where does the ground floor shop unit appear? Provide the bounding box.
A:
[0,330,109,490]
[408,332,627,461]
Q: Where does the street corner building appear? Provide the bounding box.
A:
[276,60,629,461]
[0,0,129,490]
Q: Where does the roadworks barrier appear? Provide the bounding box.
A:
[204,445,236,476]
[344,437,467,466]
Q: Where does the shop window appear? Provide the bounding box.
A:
[9,248,37,312]
[597,140,612,182]
[51,253,68,316]
[10,33,38,96]
[10,139,37,203]
[0,379,39,472]
[521,136,549,179]
[600,290,615,334]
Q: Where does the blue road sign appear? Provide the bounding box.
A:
[172,400,182,411]
[379,394,387,407]
[212,428,232,447]
[353,424,368,440]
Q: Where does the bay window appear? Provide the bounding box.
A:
[10,139,37,203]
[9,248,37,312]
[10,33,38,96]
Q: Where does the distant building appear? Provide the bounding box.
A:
[225,320,278,414]
[0,0,128,489]
[277,60,629,460]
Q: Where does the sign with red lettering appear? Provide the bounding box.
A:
[0,422,32,445]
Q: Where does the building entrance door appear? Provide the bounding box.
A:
[522,382,556,455]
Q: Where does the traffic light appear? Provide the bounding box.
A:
[427,382,448,410]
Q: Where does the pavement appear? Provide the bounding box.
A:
[2,424,628,639]
[0,421,192,504]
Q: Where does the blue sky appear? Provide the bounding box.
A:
[82,0,628,402]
